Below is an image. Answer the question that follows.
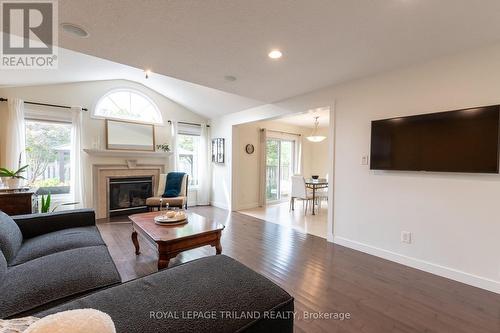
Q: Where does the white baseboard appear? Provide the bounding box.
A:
[327,232,334,243]
[333,236,500,294]
[210,201,229,210]
[234,202,259,211]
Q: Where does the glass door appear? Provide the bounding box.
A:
[266,139,295,203]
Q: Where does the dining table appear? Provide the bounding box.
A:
[305,178,328,215]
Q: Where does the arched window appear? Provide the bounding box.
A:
[94,89,162,124]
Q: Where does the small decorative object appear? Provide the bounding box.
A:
[312,175,319,180]
[212,138,225,163]
[0,153,28,189]
[40,193,51,213]
[39,192,78,213]
[156,143,170,152]
[126,160,137,168]
[154,210,188,225]
[245,144,255,154]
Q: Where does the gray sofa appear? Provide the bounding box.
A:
[0,209,121,318]
[0,209,294,332]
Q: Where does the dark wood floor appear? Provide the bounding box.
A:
[97,206,500,333]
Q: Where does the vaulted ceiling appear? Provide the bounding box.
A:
[4,1,500,118]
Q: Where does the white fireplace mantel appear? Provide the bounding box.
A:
[84,148,171,159]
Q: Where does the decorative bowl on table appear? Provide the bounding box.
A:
[311,175,319,180]
[154,211,188,226]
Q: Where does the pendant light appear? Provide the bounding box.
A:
[306,116,326,142]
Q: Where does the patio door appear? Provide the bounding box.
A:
[266,139,295,203]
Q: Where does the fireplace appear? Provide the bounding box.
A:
[108,177,153,216]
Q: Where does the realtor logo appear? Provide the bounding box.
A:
[1,0,58,68]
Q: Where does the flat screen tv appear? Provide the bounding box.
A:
[370,105,500,173]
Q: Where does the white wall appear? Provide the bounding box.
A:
[0,79,207,208]
[211,43,500,293]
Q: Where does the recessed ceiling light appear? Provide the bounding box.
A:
[268,50,283,59]
[60,23,89,38]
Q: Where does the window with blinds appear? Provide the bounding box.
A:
[177,123,202,186]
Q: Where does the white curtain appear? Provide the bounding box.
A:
[169,121,179,171]
[3,98,26,170]
[70,107,86,208]
[295,135,304,175]
[197,124,211,205]
[258,128,267,207]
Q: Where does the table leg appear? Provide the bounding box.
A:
[158,253,170,270]
[215,239,222,255]
[312,186,316,215]
[131,230,140,255]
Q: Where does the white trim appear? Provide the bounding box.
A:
[326,103,335,244]
[211,200,229,210]
[83,149,170,158]
[235,202,260,211]
[333,236,500,294]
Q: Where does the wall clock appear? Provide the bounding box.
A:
[245,144,255,154]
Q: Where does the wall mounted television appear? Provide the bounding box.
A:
[370,105,500,173]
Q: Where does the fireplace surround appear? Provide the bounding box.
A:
[92,163,165,219]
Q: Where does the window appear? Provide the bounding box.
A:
[177,123,202,186]
[25,120,72,195]
[94,89,162,124]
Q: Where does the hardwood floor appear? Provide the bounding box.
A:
[97,206,500,333]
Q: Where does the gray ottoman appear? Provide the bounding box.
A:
[37,255,294,333]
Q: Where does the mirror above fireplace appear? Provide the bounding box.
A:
[106,119,155,151]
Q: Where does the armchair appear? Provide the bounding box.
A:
[146,173,189,211]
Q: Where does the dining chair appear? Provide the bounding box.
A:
[290,175,314,215]
[315,174,328,211]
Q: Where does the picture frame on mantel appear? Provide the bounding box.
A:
[212,138,225,164]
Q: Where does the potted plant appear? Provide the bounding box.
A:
[156,143,171,152]
[39,192,79,213]
[0,165,28,189]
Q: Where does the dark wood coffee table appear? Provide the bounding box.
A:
[129,211,225,270]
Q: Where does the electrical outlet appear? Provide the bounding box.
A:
[401,231,412,244]
[361,155,369,165]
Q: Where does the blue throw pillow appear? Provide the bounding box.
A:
[162,172,186,198]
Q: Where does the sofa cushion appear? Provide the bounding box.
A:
[10,226,106,266]
[0,246,121,319]
[12,209,96,240]
[0,211,23,264]
[37,255,294,333]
